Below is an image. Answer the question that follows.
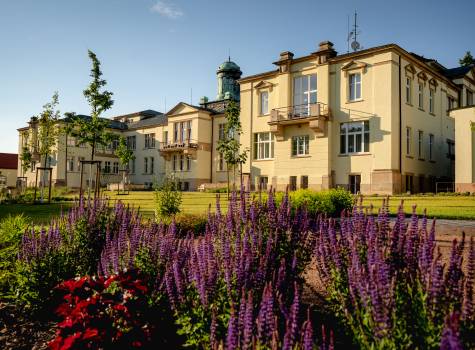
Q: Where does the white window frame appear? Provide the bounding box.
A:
[418,130,424,159]
[429,89,434,114]
[260,91,269,115]
[406,77,412,104]
[253,132,274,160]
[113,161,119,174]
[349,73,362,101]
[218,123,226,141]
[293,74,317,116]
[104,161,111,174]
[340,121,370,154]
[418,83,424,109]
[429,134,434,161]
[291,135,310,157]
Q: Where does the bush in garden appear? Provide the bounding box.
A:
[154,175,182,219]
[0,214,30,298]
[314,200,475,349]
[49,270,157,350]
[174,213,208,236]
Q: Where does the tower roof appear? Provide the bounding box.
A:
[217,59,242,74]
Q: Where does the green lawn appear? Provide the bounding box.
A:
[0,192,474,224]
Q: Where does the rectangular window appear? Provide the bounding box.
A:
[67,136,76,147]
[447,140,455,160]
[186,120,192,141]
[179,155,184,171]
[253,132,274,160]
[429,134,434,161]
[113,162,119,174]
[291,135,310,156]
[150,157,154,174]
[144,133,155,149]
[104,161,111,174]
[186,156,191,171]
[31,161,36,172]
[406,77,412,104]
[112,139,119,150]
[293,74,317,116]
[349,73,361,101]
[340,121,369,154]
[429,89,434,114]
[180,122,186,142]
[218,123,226,141]
[289,176,297,191]
[67,157,75,171]
[405,175,414,193]
[418,130,424,159]
[260,91,269,115]
[418,83,424,109]
[173,123,179,143]
[406,127,412,155]
[126,136,136,150]
[447,96,455,113]
[300,175,308,189]
[468,90,474,106]
[128,158,135,173]
[259,176,268,191]
[163,131,168,144]
[144,158,148,174]
[217,152,225,171]
[172,155,177,171]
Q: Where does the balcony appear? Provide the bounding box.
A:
[269,102,330,140]
[159,140,199,159]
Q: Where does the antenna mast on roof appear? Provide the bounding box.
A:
[347,11,362,52]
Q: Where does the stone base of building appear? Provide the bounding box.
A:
[369,169,402,194]
[455,183,475,193]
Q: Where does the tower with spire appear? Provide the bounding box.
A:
[216,57,242,101]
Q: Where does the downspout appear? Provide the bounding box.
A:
[398,54,402,193]
[250,82,254,190]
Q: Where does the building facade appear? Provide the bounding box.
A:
[16,41,475,194]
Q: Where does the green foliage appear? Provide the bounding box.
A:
[0,214,29,299]
[460,51,475,67]
[154,176,182,219]
[19,146,32,174]
[71,50,115,161]
[114,136,135,167]
[37,92,61,166]
[174,213,208,236]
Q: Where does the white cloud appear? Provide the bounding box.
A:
[150,1,183,19]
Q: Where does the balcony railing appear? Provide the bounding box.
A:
[269,102,330,140]
[269,102,330,123]
[159,140,199,153]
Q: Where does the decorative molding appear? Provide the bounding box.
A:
[254,80,274,91]
[417,71,428,82]
[428,78,438,89]
[341,60,368,76]
[404,64,416,78]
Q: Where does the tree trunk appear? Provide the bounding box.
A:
[226,163,230,200]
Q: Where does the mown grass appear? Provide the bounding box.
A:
[0,192,474,223]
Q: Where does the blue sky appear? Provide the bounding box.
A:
[1,0,474,153]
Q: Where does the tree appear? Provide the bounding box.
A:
[216,100,249,197]
[459,51,475,67]
[71,50,114,196]
[114,136,135,193]
[36,92,61,202]
[154,175,182,220]
[62,112,76,188]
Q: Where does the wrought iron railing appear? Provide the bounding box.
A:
[270,102,330,122]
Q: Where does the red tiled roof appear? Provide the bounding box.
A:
[0,153,18,170]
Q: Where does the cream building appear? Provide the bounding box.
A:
[16,41,475,194]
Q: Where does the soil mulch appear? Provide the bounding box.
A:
[0,303,56,350]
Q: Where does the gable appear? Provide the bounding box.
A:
[254,80,274,91]
[167,102,209,117]
[341,60,368,72]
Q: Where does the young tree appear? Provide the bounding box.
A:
[36,92,61,202]
[71,50,114,195]
[460,51,475,67]
[114,136,135,193]
[216,100,248,197]
[154,175,182,220]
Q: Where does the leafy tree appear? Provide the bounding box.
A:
[216,100,248,196]
[62,112,76,187]
[459,51,475,67]
[71,50,114,195]
[154,175,182,219]
[114,136,135,192]
[36,92,61,202]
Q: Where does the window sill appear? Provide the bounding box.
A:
[418,158,425,161]
[406,102,413,107]
[429,160,436,164]
[429,112,436,116]
[346,99,363,104]
[338,152,371,157]
[258,113,270,117]
[291,155,311,158]
[405,155,413,159]
[418,108,425,112]
[253,158,274,162]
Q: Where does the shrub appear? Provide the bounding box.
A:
[174,213,207,236]
[154,176,182,219]
[314,201,475,349]
[0,214,30,298]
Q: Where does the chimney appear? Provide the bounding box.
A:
[279,51,294,62]
[314,41,337,63]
